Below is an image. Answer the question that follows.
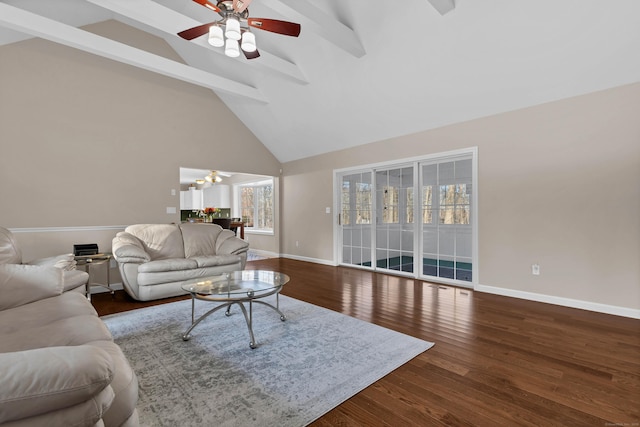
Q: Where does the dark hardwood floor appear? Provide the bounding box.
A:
[91,258,640,426]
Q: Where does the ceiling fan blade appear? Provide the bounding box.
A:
[242,48,260,60]
[248,18,301,37]
[232,0,252,13]
[178,21,217,40]
[192,0,221,13]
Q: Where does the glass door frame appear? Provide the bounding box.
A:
[333,147,478,288]
[373,163,417,277]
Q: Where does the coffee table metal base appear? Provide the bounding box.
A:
[182,295,286,349]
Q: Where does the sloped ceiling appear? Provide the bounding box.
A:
[1,0,639,163]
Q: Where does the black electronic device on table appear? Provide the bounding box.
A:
[73,243,99,257]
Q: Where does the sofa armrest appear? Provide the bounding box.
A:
[62,269,89,293]
[27,253,77,271]
[112,232,150,264]
[0,345,115,424]
[0,264,63,310]
[215,231,250,256]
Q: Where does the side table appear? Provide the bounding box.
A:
[75,253,114,300]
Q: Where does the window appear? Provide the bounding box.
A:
[382,186,399,224]
[406,187,415,224]
[422,185,433,224]
[341,174,372,225]
[376,168,412,225]
[439,184,470,225]
[239,179,273,232]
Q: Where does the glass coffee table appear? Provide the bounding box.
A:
[181,270,290,349]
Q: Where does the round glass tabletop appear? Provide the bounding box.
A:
[181,270,290,300]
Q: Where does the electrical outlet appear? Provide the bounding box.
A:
[532,264,540,275]
[295,241,299,247]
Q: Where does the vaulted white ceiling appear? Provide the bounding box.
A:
[2,0,639,162]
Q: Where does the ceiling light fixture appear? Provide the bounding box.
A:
[224,38,240,57]
[203,3,256,58]
[224,16,241,40]
[240,31,256,52]
[208,25,224,47]
[208,19,254,58]
[179,0,301,61]
[205,171,223,183]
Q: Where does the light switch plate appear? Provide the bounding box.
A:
[532,264,540,275]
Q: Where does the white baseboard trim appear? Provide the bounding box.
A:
[281,253,337,266]
[247,249,280,259]
[90,255,639,319]
[476,284,640,319]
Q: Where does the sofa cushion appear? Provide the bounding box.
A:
[0,264,63,311]
[88,341,139,427]
[0,292,97,336]
[4,388,115,427]
[0,345,114,424]
[125,224,184,260]
[179,223,223,258]
[137,258,198,273]
[191,255,242,268]
[0,315,113,353]
[137,263,240,286]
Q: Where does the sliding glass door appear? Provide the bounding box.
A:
[375,166,415,274]
[340,171,373,268]
[337,149,476,286]
[421,156,473,282]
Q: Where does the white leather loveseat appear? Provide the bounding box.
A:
[112,223,249,301]
[0,264,139,427]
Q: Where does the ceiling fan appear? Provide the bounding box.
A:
[178,0,301,60]
[205,170,222,183]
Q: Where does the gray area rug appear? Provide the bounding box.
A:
[103,295,434,426]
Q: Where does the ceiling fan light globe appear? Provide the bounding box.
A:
[225,17,241,41]
[208,25,224,47]
[225,38,240,57]
[241,32,257,52]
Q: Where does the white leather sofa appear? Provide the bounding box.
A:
[0,264,139,427]
[0,226,88,293]
[112,223,249,301]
